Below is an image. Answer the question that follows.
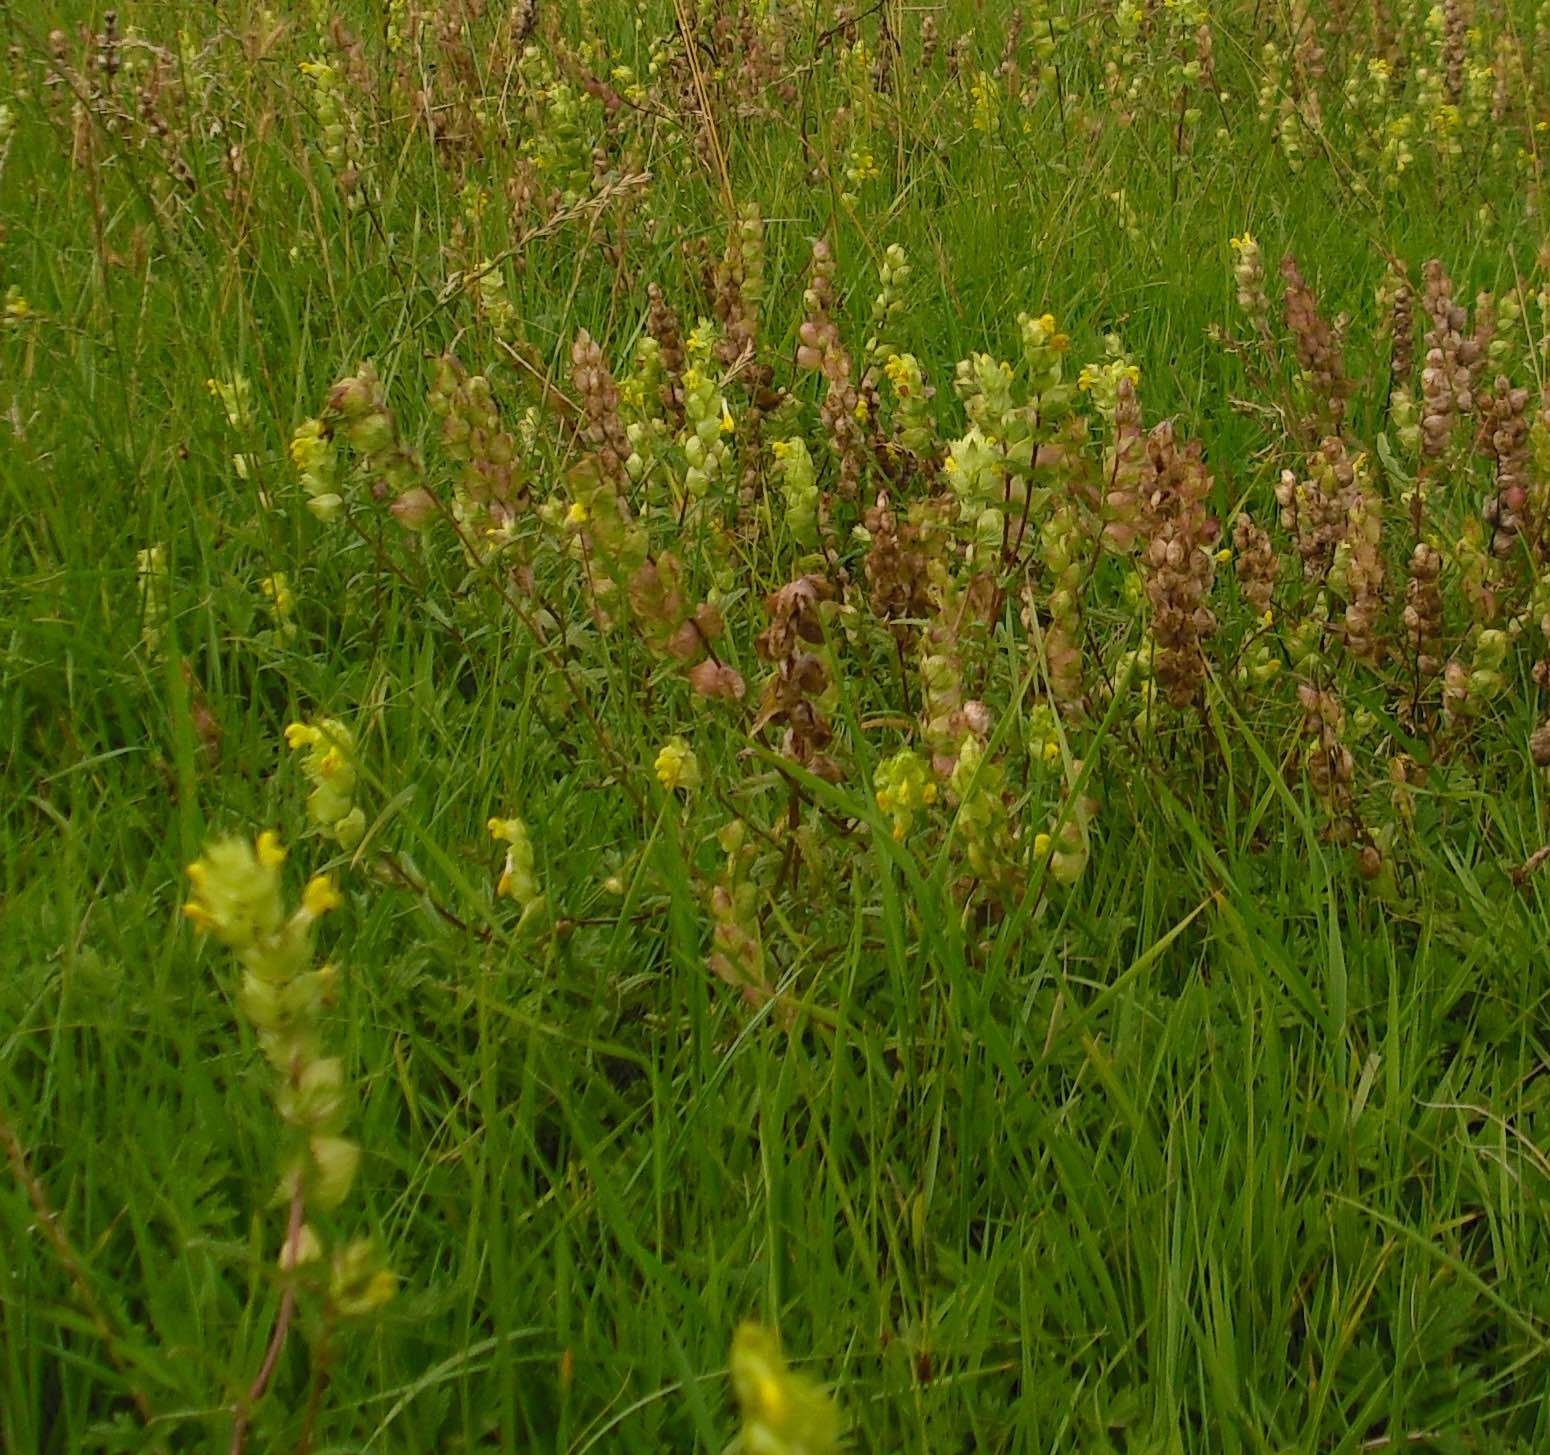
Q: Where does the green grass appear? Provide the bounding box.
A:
[4,0,1550,1450]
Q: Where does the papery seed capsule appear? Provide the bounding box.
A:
[1532,721,1550,767]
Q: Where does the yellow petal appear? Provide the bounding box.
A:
[183,902,215,929]
[256,831,287,867]
[303,875,341,916]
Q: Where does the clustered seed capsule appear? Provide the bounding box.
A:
[646,282,688,428]
[1140,422,1219,708]
[571,329,632,487]
[1402,542,1444,678]
[1419,259,1478,456]
[1233,512,1278,620]
[1480,375,1531,557]
[1298,684,1354,812]
[1281,255,1350,433]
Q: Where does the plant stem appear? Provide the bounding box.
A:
[229,1182,306,1455]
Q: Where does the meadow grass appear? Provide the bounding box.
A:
[3,0,1550,1450]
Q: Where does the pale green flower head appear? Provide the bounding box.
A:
[731,1323,840,1455]
[287,719,362,845]
[654,737,701,792]
[205,372,253,431]
[489,816,541,909]
[330,1238,397,1317]
[184,832,288,952]
[874,749,937,841]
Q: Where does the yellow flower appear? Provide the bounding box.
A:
[730,1323,839,1455]
[290,418,331,470]
[257,831,287,868]
[303,875,341,916]
[287,719,362,844]
[182,899,216,931]
[205,374,252,430]
[343,1269,397,1316]
[489,816,540,906]
[566,500,590,526]
[654,736,701,792]
[874,749,934,840]
[260,574,296,617]
[277,1223,323,1271]
[329,1238,397,1316]
[849,149,880,182]
[183,835,287,950]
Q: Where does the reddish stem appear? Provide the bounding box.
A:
[229,1183,305,1455]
